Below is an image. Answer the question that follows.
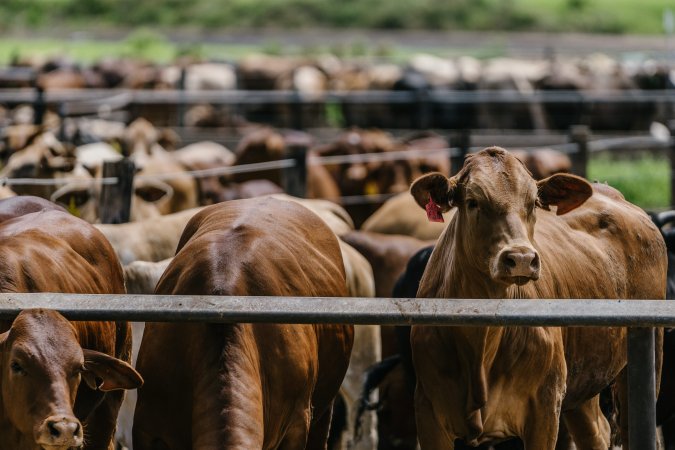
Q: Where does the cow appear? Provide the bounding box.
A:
[359,244,522,450]
[0,130,78,199]
[340,231,432,450]
[133,197,354,449]
[98,195,353,266]
[117,242,373,450]
[229,127,341,203]
[408,147,666,449]
[0,197,143,450]
[334,240,380,450]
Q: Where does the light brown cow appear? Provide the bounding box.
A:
[409,147,666,449]
[0,197,143,450]
[134,197,354,449]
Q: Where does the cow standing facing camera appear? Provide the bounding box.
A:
[409,147,666,450]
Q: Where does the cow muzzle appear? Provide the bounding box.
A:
[36,415,83,449]
[493,246,540,284]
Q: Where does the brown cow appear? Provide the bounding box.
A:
[340,231,432,450]
[133,197,354,449]
[230,127,341,203]
[0,198,143,450]
[409,147,666,449]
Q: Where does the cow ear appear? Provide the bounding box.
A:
[134,180,173,204]
[410,172,457,212]
[537,173,592,215]
[82,349,143,392]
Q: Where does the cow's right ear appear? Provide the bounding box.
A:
[410,172,457,212]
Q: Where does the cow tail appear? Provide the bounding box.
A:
[353,355,401,440]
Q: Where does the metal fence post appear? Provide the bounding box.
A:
[99,159,135,224]
[33,85,45,126]
[627,327,657,450]
[283,142,307,198]
[292,90,304,131]
[569,124,590,179]
[177,67,187,127]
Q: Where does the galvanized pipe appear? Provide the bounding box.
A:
[628,327,657,450]
[0,293,664,448]
[0,294,672,326]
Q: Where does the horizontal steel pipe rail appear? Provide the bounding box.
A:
[0,293,661,446]
[1,88,675,105]
[0,293,671,325]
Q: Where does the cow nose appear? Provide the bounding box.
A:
[496,247,540,281]
[37,416,83,447]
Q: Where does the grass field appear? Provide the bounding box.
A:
[588,152,670,209]
[0,0,673,34]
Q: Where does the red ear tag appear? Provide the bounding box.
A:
[425,197,444,223]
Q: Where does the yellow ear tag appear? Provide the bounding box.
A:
[364,181,380,196]
[67,196,81,218]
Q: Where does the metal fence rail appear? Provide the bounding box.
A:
[0,293,662,448]
[1,88,674,105]
[0,293,667,325]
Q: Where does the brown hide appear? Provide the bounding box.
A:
[0,200,139,450]
[134,197,354,449]
[410,147,666,449]
[340,231,431,450]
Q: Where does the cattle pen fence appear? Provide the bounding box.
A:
[0,293,666,449]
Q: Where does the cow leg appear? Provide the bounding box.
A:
[554,420,573,450]
[562,395,611,450]
[520,402,559,450]
[415,382,454,450]
[305,404,334,450]
[277,408,312,450]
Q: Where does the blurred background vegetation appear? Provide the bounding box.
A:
[0,0,671,34]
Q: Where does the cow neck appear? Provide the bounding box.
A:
[422,216,512,301]
[417,214,518,427]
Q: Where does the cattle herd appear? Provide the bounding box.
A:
[0,51,673,450]
[1,51,673,131]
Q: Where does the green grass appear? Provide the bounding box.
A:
[0,0,673,34]
[587,152,670,209]
[0,36,271,65]
[515,0,671,33]
[0,34,508,65]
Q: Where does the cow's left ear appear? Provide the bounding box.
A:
[82,349,144,392]
[410,172,458,212]
[537,173,592,215]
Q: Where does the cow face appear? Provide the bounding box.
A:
[0,309,143,449]
[411,147,592,286]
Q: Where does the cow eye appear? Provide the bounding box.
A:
[71,365,84,378]
[10,361,25,375]
[466,199,479,210]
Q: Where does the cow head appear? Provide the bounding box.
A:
[0,309,143,449]
[411,147,592,286]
